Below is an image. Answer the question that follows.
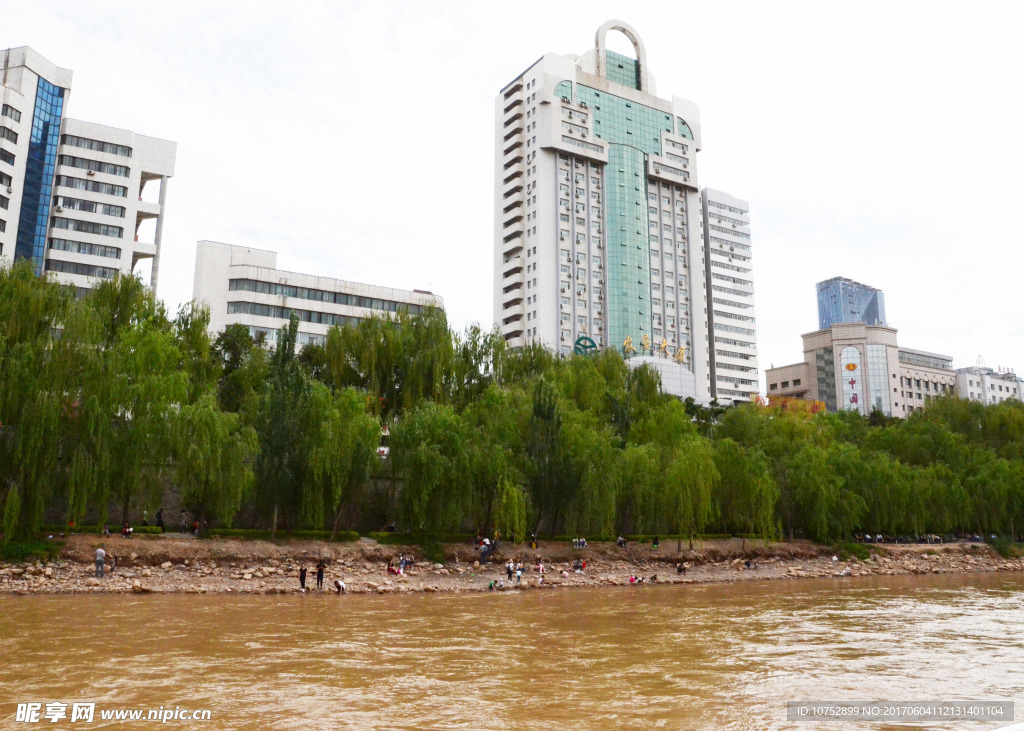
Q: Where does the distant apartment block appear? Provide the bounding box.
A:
[956,366,1023,405]
[192,240,443,347]
[1,47,176,293]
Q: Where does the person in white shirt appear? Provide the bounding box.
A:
[95,546,107,578]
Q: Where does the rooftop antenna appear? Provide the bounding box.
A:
[976,354,986,368]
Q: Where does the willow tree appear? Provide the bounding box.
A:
[254,315,309,537]
[306,386,380,539]
[73,276,186,524]
[0,262,77,539]
[389,401,473,536]
[321,308,455,417]
[714,438,778,547]
[173,392,256,534]
[661,436,720,551]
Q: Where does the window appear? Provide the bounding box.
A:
[51,217,123,238]
[0,194,7,210]
[1,104,21,123]
[56,196,126,218]
[45,258,117,279]
[793,379,801,386]
[56,175,128,197]
[0,126,17,144]
[61,134,133,157]
[58,155,129,177]
[0,172,10,187]
[0,149,14,166]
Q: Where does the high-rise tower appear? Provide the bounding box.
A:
[493,21,711,394]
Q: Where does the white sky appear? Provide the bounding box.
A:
[6,1,1024,388]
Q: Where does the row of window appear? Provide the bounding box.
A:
[61,134,132,158]
[51,216,124,238]
[709,224,750,239]
[227,278,426,314]
[769,379,802,391]
[50,237,121,259]
[1,104,21,123]
[715,349,756,361]
[0,126,17,144]
[712,272,751,287]
[58,154,129,178]
[56,196,126,218]
[708,200,745,215]
[714,310,756,323]
[710,236,750,252]
[227,301,362,329]
[715,322,756,337]
[710,260,750,274]
[45,257,117,279]
[712,284,751,298]
[57,175,128,198]
[712,297,753,310]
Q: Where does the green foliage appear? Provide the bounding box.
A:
[3,265,1024,545]
[1,538,63,562]
[835,541,870,561]
[208,528,359,542]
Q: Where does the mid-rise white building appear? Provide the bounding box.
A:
[192,240,443,347]
[955,366,1023,405]
[702,188,758,402]
[0,47,175,293]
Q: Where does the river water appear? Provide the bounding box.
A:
[2,573,1023,730]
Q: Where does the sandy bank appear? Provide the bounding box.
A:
[2,535,1021,597]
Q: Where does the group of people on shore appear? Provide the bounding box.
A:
[298,561,346,594]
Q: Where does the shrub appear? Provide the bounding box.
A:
[2,538,64,562]
[207,528,359,542]
[40,524,162,536]
[835,541,870,561]
[988,537,1022,559]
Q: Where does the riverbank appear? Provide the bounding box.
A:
[1,534,1022,596]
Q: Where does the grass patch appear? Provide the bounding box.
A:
[41,525,163,536]
[208,528,359,542]
[835,541,870,561]
[988,538,1023,559]
[2,538,64,562]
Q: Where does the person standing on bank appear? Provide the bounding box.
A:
[95,546,107,578]
[155,508,164,533]
[179,510,188,534]
[316,560,326,591]
[299,565,308,591]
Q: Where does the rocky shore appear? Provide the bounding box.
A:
[2,535,1022,597]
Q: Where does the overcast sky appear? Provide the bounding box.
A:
[6,1,1024,386]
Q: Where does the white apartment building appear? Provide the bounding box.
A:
[702,188,758,402]
[0,47,175,293]
[956,366,1023,405]
[193,240,443,347]
[493,21,713,399]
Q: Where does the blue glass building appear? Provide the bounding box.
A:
[816,277,886,330]
[14,77,65,274]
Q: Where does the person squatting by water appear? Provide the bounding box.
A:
[334,579,346,594]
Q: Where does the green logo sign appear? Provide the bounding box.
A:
[574,336,598,355]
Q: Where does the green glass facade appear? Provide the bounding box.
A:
[605,51,640,90]
[578,84,675,353]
